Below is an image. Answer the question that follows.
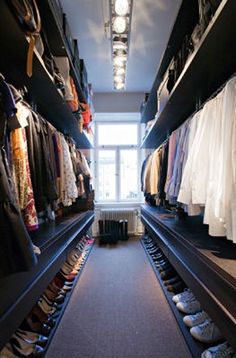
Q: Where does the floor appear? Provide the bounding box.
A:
[46,238,192,358]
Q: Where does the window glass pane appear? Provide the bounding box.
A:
[98,150,116,200]
[120,149,138,200]
[98,124,138,145]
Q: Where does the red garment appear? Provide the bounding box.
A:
[80,103,91,128]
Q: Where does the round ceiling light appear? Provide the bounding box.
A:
[113,16,126,34]
[113,55,126,67]
[115,0,129,16]
[115,82,125,90]
[115,67,125,76]
[114,75,124,83]
[113,41,127,51]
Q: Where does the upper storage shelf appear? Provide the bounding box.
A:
[37,0,86,103]
[141,0,236,148]
[141,0,198,124]
[0,2,92,149]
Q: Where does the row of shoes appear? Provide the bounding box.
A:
[173,289,236,357]
[142,235,236,358]
[0,235,94,358]
[142,235,187,294]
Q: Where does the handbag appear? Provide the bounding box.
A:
[8,0,41,77]
[40,30,65,91]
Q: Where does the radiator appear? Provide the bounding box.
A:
[94,208,139,235]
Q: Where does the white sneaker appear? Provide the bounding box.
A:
[176,297,201,314]
[183,311,209,328]
[201,341,235,358]
[190,319,223,343]
[172,289,194,304]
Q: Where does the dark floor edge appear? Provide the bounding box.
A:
[43,241,95,357]
[139,238,205,358]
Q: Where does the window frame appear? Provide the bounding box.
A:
[94,120,142,203]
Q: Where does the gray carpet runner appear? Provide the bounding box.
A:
[46,238,191,358]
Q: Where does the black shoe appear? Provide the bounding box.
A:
[166,281,187,293]
[160,268,177,280]
[163,275,181,286]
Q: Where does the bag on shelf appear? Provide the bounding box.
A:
[8,0,41,77]
[54,56,74,100]
[67,76,79,112]
[40,30,65,91]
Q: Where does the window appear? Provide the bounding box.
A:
[95,120,141,203]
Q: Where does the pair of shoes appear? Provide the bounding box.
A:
[15,329,48,347]
[183,310,209,328]
[190,319,224,343]
[201,341,236,358]
[172,288,201,314]
[20,318,51,337]
[172,288,194,304]
[166,281,187,293]
[176,296,201,314]
[9,335,44,357]
[0,344,18,357]
[160,267,177,280]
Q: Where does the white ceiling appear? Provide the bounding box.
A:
[61,0,182,93]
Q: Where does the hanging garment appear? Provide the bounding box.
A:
[149,146,163,196]
[11,127,39,231]
[164,129,178,195]
[0,105,37,278]
[143,153,153,194]
[60,134,78,206]
[177,110,202,216]
[25,110,58,212]
[203,90,225,236]
[157,141,169,204]
[214,76,236,242]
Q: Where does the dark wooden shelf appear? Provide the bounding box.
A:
[141,0,236,148]
[141,240,205,358]
[141,204,236,350]
[0,211,94,350]
[0,2,92,149]
[37,0,86,103]
[41,241,94,357]
[141,0,198,123]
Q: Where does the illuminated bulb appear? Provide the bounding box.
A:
[113,16,126,34]
[114,75,123,83]
[115,0,129,16]
[113,56,126,67]
[115,67,125,76]
[115,82,125,90]
[113,41,127,51]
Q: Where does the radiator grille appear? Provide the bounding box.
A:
[98,208,138,234]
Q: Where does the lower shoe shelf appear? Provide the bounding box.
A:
[0,210,94,350]
[41,240,94,357]
[141,204,236,351]
[141,239,205,358]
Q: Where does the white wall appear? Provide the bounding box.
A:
[93,92,145,113]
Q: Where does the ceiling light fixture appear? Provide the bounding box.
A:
[115,0,129,16]
[113,16,127,33]
[109,0,133,91]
